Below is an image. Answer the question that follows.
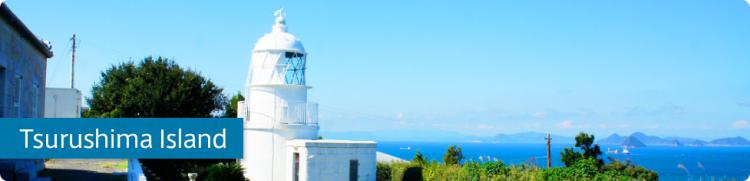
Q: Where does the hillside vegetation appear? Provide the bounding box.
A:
[377,132,657,181]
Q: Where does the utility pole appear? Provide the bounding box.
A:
[70,34,76,89]
[546,133,551,168]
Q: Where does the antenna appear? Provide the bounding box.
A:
[70,34,77,89]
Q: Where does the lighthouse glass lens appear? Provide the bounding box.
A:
[283,52,306,85]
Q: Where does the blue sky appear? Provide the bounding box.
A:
[5,0,750,140]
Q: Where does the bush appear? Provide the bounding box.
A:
[376,163,393,181]
[462,161,481,180]
[443,145,464,165]
[402,165,424,181]
[481,160,507,177]
[202,162,246,181]
[601,157,658,181]
[412,151,427,165]
[140,159,234,181]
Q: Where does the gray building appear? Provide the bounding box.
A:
[0,3,53,181]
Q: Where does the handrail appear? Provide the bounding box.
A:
[279,102,318,125]
[246,102,318,126]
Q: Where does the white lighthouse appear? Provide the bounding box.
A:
[241,8,319,181]
[240,9,376,181]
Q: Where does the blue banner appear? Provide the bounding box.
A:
[0,118,243,159]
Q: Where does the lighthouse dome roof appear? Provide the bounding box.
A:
[253,8,305,53]
[253,31,305,53]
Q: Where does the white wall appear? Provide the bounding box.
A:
[287,140,377,181]
[44,88,81,118]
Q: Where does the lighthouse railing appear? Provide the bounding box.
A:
[279,102,318,125]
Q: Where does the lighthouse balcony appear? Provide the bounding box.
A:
[279,102,318,125]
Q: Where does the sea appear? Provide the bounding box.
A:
[377,142,750,181]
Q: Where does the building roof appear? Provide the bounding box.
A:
[376,151,406,163]
[0,3,53,58]
[253,9,305,54]
[254,31,305,53]
[287,139,377,148]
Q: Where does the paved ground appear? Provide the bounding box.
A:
[39,159,127,181]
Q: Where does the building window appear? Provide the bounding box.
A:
[0,67,5,117]
[283,52,305,85]
[31,81,39,117]
[349,159,359,181]
[12,74,22,118]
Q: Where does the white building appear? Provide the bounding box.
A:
[44,88,81,118]
[239,9,376,181]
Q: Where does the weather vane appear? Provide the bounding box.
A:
[274,8,286,25]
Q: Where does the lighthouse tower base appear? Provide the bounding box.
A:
[242,124,318,181]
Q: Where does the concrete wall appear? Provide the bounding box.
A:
[287,140,376,181]
[44,88,81,118]
[0,13,47,119]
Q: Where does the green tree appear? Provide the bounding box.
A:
[85,56,225,118]
[222,92,245,118]
[443,145,464,165]
[561,132,603,167]
[85,57,228,181]
[412,151,427,165]
[560,147,582,166]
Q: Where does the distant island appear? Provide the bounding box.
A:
[321,130,750,147]
[598,132,750,147]
[620,136,647,148]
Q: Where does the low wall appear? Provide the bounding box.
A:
[127,159,147,181]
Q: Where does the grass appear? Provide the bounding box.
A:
[99,162,129,171]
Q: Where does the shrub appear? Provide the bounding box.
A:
[202,162,246,181]
[462,161,481,180]
[376,163,393,181]
[402,165,424,181]
[481,160,507,177]
[443,145,464,165]
[412,151,427,165]
[601,157,658,181]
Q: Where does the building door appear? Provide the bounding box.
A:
[349,160,359,181]
[293,152,300,181]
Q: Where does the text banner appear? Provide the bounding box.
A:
[0,118,243,159]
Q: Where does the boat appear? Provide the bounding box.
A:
[399,146,411,150]
[622,147,630,154]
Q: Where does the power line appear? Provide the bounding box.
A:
[47,39,71,84]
